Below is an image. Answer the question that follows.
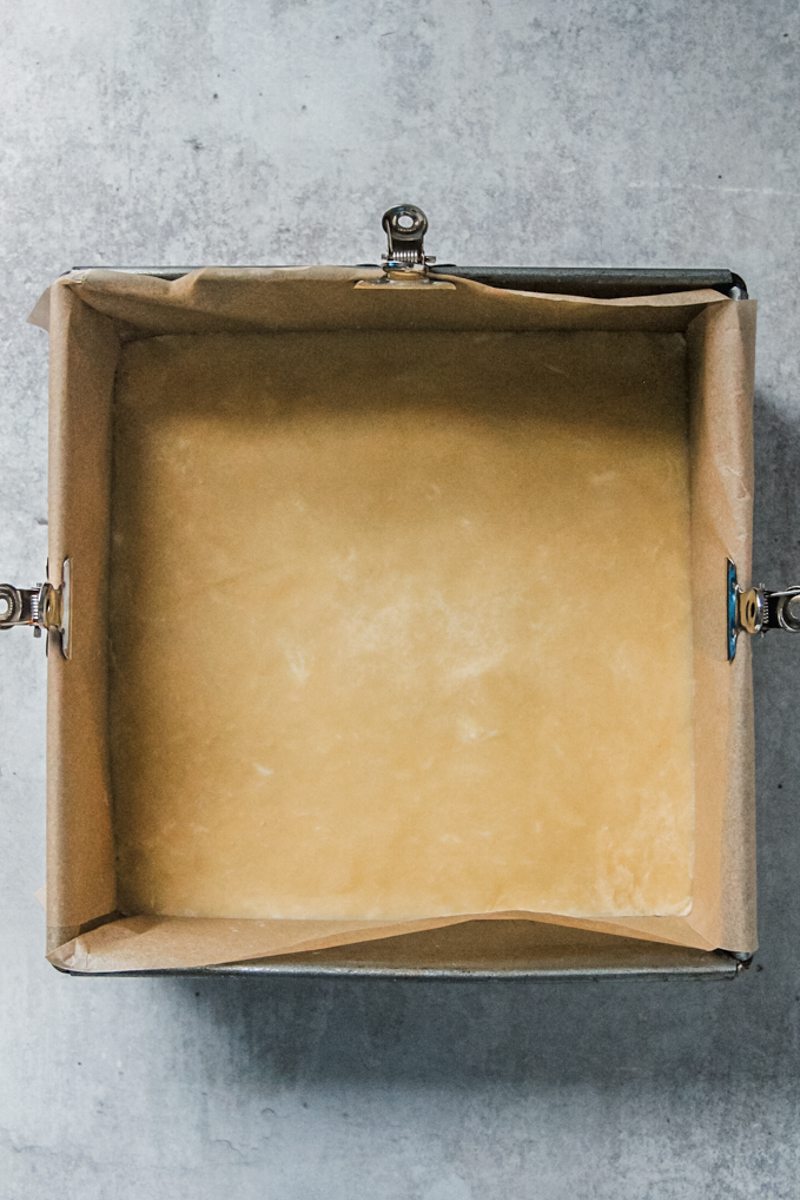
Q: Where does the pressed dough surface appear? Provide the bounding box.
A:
[110,330,695,920]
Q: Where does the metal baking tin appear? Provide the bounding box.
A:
[7,206,788,979]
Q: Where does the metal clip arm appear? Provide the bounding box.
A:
[738,584,800,635]
[0,582,48,637]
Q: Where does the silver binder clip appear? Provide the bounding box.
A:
[727,558,800,660]
[381,204,435,276]
[0,559,71,658]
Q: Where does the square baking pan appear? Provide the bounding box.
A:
[5,204,796,979]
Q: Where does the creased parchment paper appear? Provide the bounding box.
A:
[34,268,755,971]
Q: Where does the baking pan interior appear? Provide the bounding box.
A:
[109,326,697,923]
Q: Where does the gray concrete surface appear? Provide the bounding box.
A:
[2,1,799,1195]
